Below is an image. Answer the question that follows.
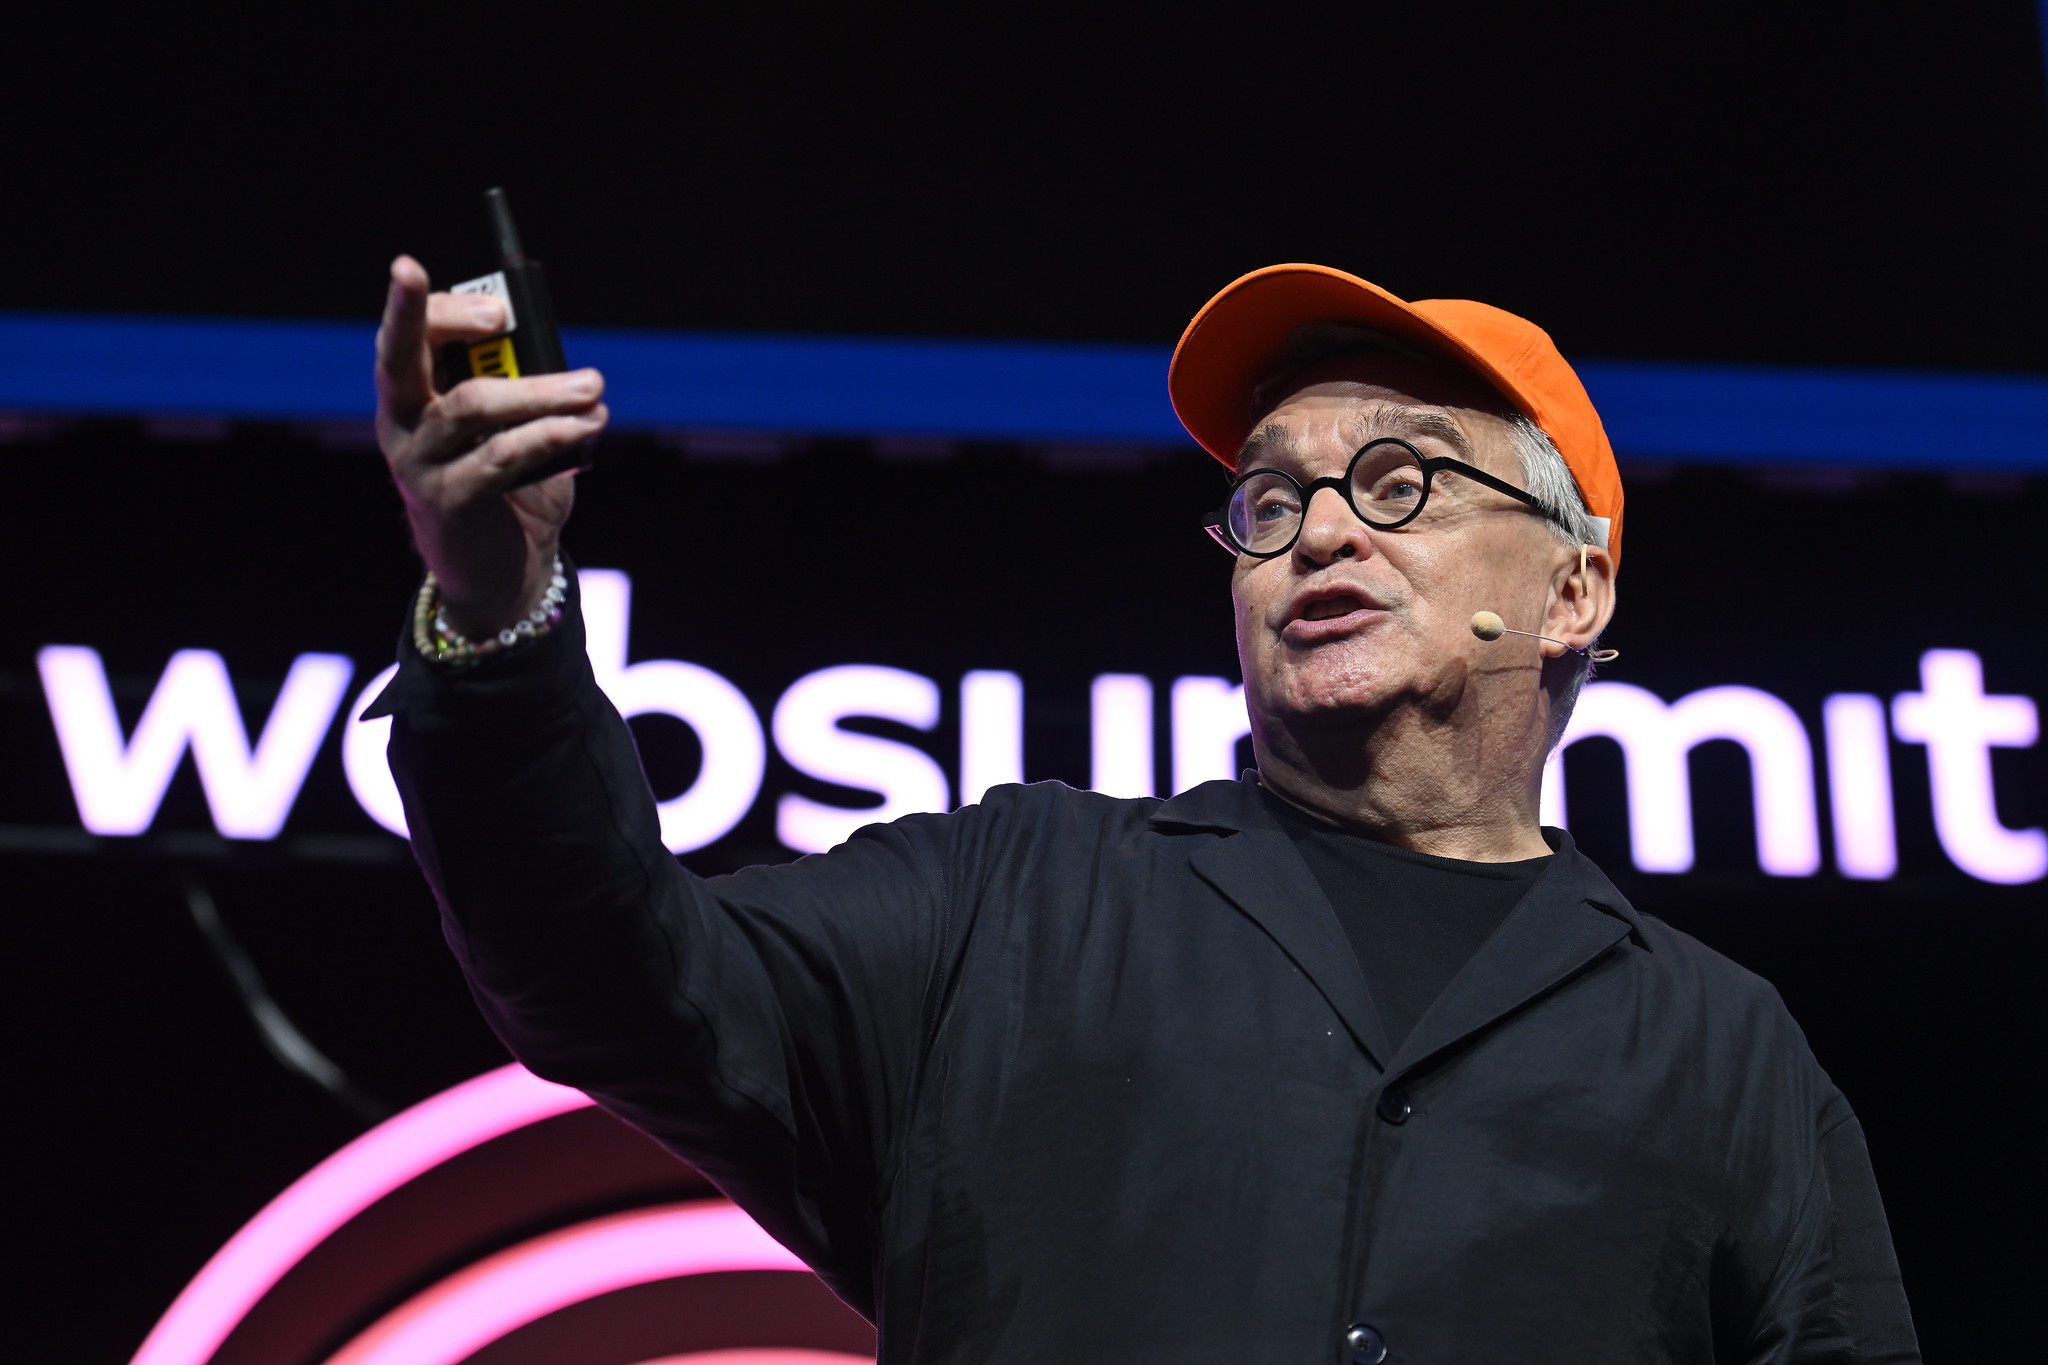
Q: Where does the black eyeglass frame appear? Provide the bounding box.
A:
[1201,437,1556,558]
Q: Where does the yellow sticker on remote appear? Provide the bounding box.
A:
[468,337,521,379]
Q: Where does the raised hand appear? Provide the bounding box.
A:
[374,254,609,637]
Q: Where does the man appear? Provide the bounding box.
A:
[371,257,1919,1363]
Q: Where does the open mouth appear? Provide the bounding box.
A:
[1281,587,1384,643]
[1299,594,1368,622]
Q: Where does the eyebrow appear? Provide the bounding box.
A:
[1238,404,1477,470]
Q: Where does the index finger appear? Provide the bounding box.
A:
[374,255,434,420]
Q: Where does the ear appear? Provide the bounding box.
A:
[1543,541,1617,654]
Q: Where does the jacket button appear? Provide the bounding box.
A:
[1345,1321,1388,1364]
[1376,1088,1411,1124]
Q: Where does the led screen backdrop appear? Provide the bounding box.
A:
[7,411,2042,1361]
[13,2,2048,1358]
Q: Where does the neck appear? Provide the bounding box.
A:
[1253,700,1555,862]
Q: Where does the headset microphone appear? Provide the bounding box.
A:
[1470,611,1619,664]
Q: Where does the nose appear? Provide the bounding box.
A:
[1293,483,1375,565]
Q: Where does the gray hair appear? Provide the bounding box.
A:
[1501,413,1602,735]
[1505,414,1599,552]
[1249,325,1606,740]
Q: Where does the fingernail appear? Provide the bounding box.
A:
[568,371,601,397]
[469,299,504,328]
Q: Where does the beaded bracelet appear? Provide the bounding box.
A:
[413,558,569,667]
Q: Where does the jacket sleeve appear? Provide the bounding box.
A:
[376,570,955,1309]
[1737,1102,1921,1364]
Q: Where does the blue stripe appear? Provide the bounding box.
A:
[1575,359,2048,471]
[2,311,2045,471]
[578,326,1173,444]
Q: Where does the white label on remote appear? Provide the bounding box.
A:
[450,271,518,333]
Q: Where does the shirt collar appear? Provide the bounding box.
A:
[1150,774,1648,948]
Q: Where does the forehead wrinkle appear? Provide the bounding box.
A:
[1340,401,1476,460]
[1237,397,1490,475]
[1238,422,1300,469]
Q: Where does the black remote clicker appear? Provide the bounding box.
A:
[438,188,590,481]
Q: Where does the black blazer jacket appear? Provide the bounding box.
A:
[377,575,1919,1365]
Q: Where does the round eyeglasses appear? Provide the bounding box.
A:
[1201,437,1557,558]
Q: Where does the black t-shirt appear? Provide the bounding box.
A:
[1263,788,1552,1051]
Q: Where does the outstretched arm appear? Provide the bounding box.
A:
[371,260,948,1312]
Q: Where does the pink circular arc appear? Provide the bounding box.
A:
[630,1355,872,1365]
[131,1064,593,1365]
[630,1355,872,1364]
[323,1201,808,1365]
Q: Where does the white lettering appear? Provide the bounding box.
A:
[39,627,2037,890]
[343,664,407,837]
[584,571,766,854]
[1090,674,1155,798]
[1170,676,1249,794]
[39,646,352,839]
[959,670,1024,805]
[774,665,948,853]
[1891,650,2045,884]
[1539,747,1566,828]
[1822,694,1897,879]
[1549,682,1821,876]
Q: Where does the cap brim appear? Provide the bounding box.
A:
[1170,263,1525,469]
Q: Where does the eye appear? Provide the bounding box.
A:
[1348,442,1430,511]
[1243,481,1300,522]
[1359,467,1427,505]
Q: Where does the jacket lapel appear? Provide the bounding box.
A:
[1160,781,1394,1069]
[1389,836,1642,1076]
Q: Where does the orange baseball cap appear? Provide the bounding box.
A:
[1169,263,1624,567]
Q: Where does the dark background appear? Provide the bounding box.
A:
[8,3,2047,1360]
[9,3,2048,368]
